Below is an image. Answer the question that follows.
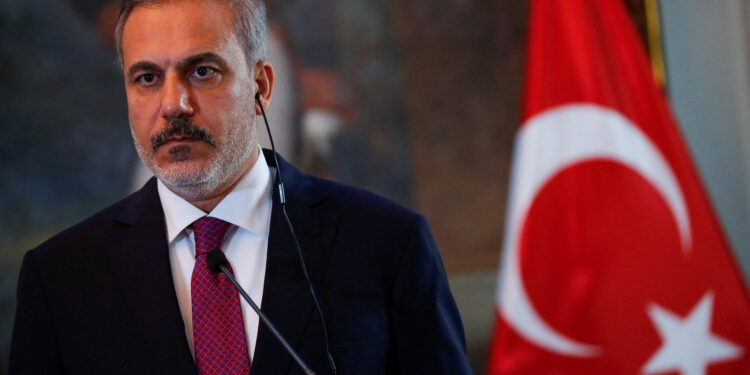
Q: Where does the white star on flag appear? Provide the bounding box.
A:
[642,292,743,375]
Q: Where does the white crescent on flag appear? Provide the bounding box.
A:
[497,103,692,357]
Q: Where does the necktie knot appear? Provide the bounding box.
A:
[193,216,232,256]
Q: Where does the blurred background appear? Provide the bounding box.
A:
[1,0,748,373]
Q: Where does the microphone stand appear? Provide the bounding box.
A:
[207,249,316,375]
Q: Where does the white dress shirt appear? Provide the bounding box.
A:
[157,147,273,362]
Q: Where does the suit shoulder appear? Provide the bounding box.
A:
[309,176,423,225]
[30,183,154,259]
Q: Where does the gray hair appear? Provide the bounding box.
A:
[114,0,267,68]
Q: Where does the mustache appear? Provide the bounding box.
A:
[151,118,217,150]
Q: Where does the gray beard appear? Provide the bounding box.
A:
[131,119,257,200]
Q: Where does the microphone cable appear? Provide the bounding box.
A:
[255,92,338,375]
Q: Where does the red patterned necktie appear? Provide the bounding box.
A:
[191,216,251,374]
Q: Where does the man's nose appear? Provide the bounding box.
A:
[161,72,194,119]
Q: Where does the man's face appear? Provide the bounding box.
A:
[121,0,258,198]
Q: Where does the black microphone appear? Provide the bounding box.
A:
[206,249,316,375]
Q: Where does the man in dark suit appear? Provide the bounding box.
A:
[9,0,472,374]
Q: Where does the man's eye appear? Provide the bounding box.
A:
[192,66,216,79]
[137,73,157,85]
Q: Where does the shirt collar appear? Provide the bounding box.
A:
[157,147,273,244]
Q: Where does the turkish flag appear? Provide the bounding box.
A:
[487,1,750,374]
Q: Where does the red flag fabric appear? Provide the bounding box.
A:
[488,1,750,374]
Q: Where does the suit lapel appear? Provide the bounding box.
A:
[104,154,338,375]
[251,152,339,374]
[108,179,197,375]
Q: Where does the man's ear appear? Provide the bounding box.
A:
[254,61,274,115]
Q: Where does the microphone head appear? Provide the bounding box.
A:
[206,249,227,274]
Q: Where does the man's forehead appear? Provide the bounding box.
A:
[120,0,240,66]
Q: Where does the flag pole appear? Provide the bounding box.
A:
[644,0,667,89]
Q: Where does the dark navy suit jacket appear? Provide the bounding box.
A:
[10,150,472,374]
